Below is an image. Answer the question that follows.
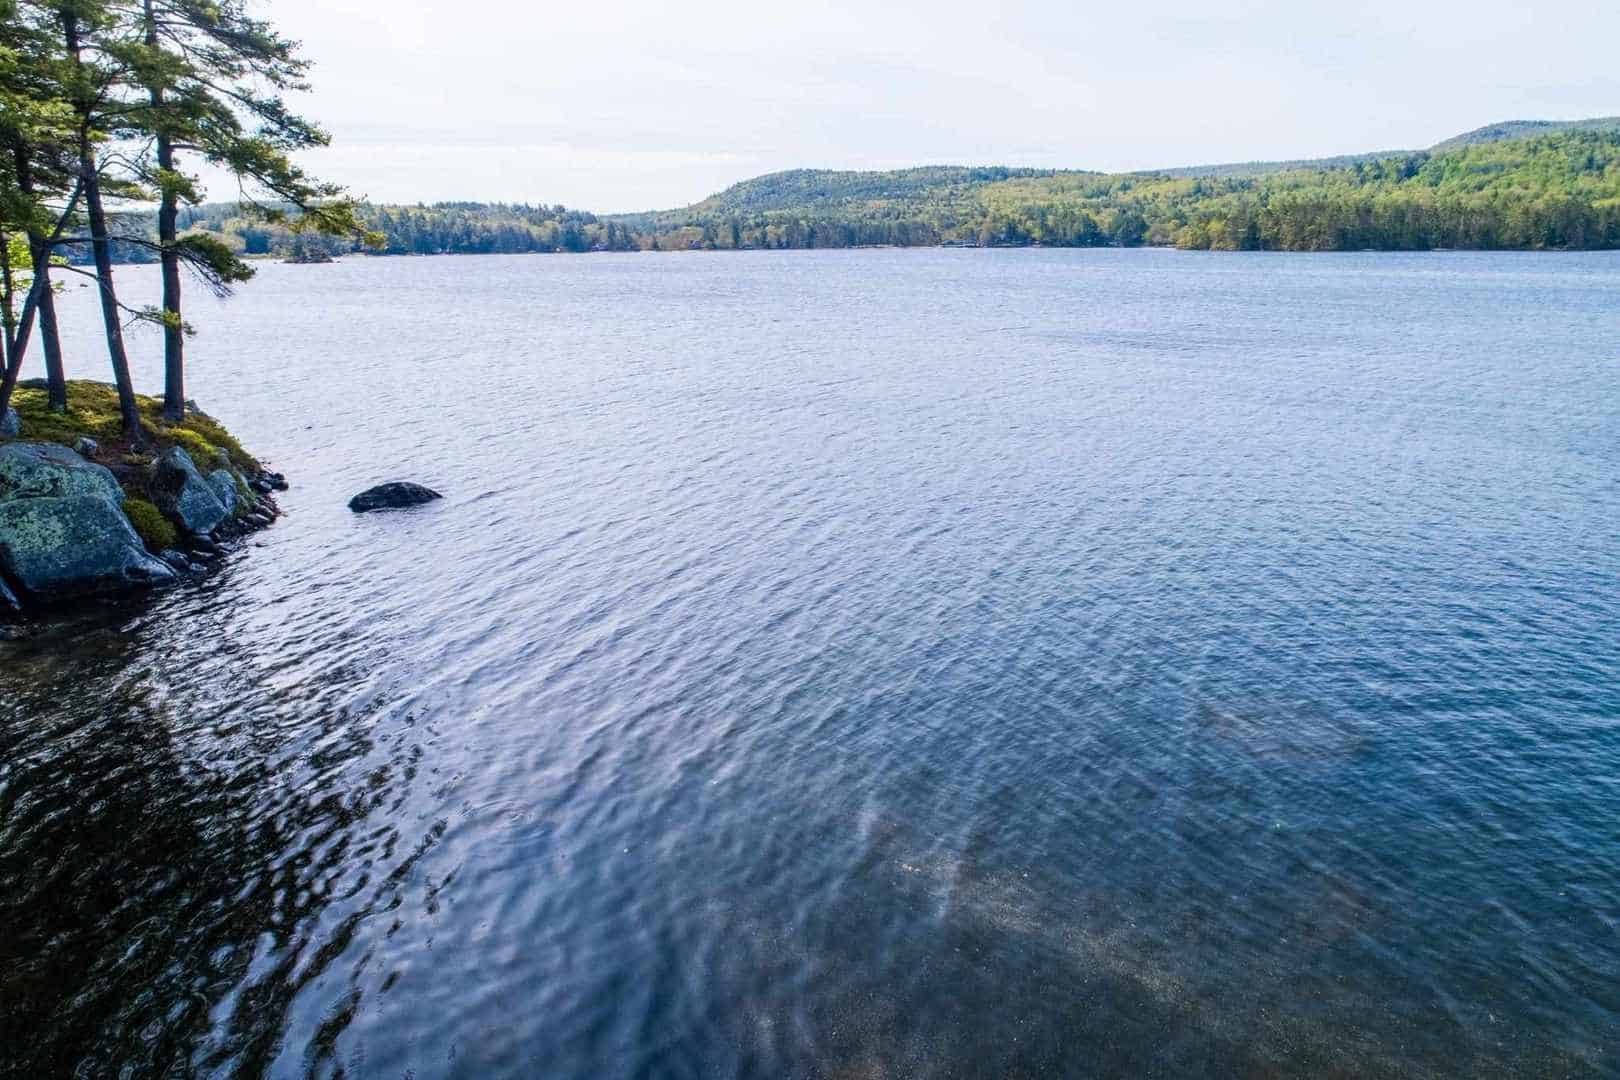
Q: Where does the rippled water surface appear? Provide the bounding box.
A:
[3,249,1619,1078]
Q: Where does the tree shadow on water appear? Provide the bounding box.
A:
[0,610,433,1079]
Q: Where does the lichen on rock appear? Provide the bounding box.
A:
[0,492,175,600]
[0,442,123,503]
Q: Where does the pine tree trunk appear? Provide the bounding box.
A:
[0,242,42,419]
[10,144,68,411]
[81,150,141,441]
[29,243,67,412]
[145,0,185,423]
[157,132,184,422]
[64,13,143,443]
[0,231,18,396]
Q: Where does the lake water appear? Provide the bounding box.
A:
[3,249,1618,1078]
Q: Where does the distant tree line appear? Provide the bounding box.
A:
[648,130,1620,252]
[55,128,1620,281]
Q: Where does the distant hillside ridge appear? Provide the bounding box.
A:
[608,122,1620,251]
[1429,116,1620,151]
[92,117,1620,257]
[1158,116,1620,179]
[618,166,1069,224]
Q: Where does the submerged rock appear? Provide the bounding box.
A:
[0,408,18,438]
[0,494,174,600]
[148,447,232,537]
[348,481,442,513]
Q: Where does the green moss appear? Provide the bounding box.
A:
[9,380,260,472]
[122,497,178,552]
[165,426,217,462]
[233,471,256,514]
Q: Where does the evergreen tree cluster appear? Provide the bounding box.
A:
[0,0,364,436]
[106,200,641,260]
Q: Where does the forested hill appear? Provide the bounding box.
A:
[612,126,1620,251]
[100,120,1620,257]
[1153,116,1620,179]
[617,167,1059,227]
[1429,116,1620,151]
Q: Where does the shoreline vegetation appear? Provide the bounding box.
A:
[1,0,347,615]
[90,118,1620,260]
[0,380,283,618]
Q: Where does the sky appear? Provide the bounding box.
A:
[236,0,1620,214]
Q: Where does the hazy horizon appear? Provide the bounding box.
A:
[217,1,1620,213]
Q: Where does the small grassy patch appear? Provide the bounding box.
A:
[9,380,259,472]
[122,496,178,551]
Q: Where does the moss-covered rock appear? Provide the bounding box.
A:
[8,380,258,472]
[148,446,232,537]
[0,384,280,614]
[0,494,175,600]
[0,442,123,503]
[123,497,178,552]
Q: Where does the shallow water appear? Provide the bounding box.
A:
[2,249,1618,1077]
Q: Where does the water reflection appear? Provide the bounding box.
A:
[3,250,1618,1077]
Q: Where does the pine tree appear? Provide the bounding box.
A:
[130,0,370,420]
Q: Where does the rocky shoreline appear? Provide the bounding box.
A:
[0,383,285,618]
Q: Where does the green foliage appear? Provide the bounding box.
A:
[1428,116,1620,152]
[163,425,216,461]
[95,200,636,259]
[616,128,1620,252]
[8,379,258,470]
[122,496,176,552]
[233,471,255,514]
[1,0,366,429]
[53,122,1620,260]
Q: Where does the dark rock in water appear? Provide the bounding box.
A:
[0,408,19,438]
[252,477,273,494]
[148,446,232,537]
[158,548,191,571]
[349,481,442,513]
[266,471,289,492]
[0,494,175,600]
